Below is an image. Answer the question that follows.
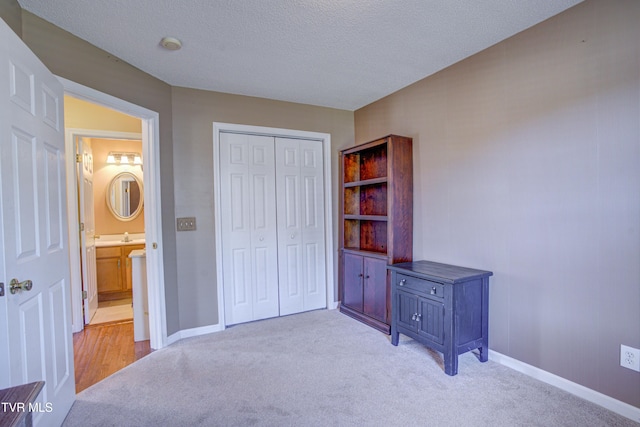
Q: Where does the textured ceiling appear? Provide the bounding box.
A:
[18,0,582,110]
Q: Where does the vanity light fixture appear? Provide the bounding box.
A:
[107,152,142,166]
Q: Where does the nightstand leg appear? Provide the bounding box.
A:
[444,351,458,376]
[479,344,488,362]
[391,331,399,346]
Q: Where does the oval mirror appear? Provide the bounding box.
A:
[106,172,143,221]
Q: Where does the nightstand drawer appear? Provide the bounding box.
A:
[396,273,444,298]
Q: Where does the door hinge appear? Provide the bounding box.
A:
[82,290,87,299]
[80,223,85,231]
[76,154,82,163]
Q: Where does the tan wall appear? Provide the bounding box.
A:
[91,138,144,235]
[20,11,181,335]
[354,0,640,407]
[0,0,21,36]
[171,87,354,329]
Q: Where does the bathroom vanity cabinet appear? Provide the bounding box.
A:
[96,243,145,301]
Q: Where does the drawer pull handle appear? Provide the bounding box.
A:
[431,286,437,295]
[399,279,406,286]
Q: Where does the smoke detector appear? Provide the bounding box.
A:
[160,37,182,51]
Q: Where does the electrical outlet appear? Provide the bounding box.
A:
[177,217,196,231]
[620,345,640,372]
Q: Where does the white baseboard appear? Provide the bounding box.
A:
[166,306,339,346]
[489,350,640,423]
[166,323,224,346]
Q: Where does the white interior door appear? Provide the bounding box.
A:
[276,138,326,315]
[77,137,98,324]
[220,132,279,325]
[0,18,75,427]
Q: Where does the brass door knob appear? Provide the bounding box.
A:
[10,278,33,294]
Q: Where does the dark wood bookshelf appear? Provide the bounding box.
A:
[338,135,413,333]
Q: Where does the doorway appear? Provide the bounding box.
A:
[71,130,144,327]
[60,77,167,351]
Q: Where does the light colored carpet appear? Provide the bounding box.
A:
[63,309,636,426]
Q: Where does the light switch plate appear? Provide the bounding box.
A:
[177,217,196,231]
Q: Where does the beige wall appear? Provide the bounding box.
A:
[355,0,640,407]
[0,0,21,36]
[171,87,354,329]
[20,11,181,335]
[91,138,144,235]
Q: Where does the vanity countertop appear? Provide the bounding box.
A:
[94,234,145,247]
[129,249,146,258]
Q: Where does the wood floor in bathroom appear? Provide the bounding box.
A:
[73,320,152,393]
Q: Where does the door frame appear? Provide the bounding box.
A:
[213,122,336,330]
[66,129,142,325]
[61,77,168,349]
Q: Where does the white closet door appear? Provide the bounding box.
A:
[276,138,326,315]
[220,133,279,325]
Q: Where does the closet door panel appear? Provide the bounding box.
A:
[248,140,279,320]
[276,138,326,315]
[300,141,326,310]
[276,140,304,315]
[220,133,278,325]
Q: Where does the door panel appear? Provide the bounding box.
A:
[343,253,363,311]
[396,290,418,331]
[276,138,326,315]
[299,141,326,311]
[78,137,98,324]
[418,298,444,344]
[220,133,279,324]
[363,257,388,322]
[0,17,75,426]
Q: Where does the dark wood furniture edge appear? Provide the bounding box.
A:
[0,381,44,427]
[339,303,391,334]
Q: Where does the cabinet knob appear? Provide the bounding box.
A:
[431,286,437,295]
[399,279,406,286]
[411,313,416,321]
[358,273,363,277]
[365,275,370,279]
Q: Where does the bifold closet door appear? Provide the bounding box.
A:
[275,137,327,315]
[220,133,279,325]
